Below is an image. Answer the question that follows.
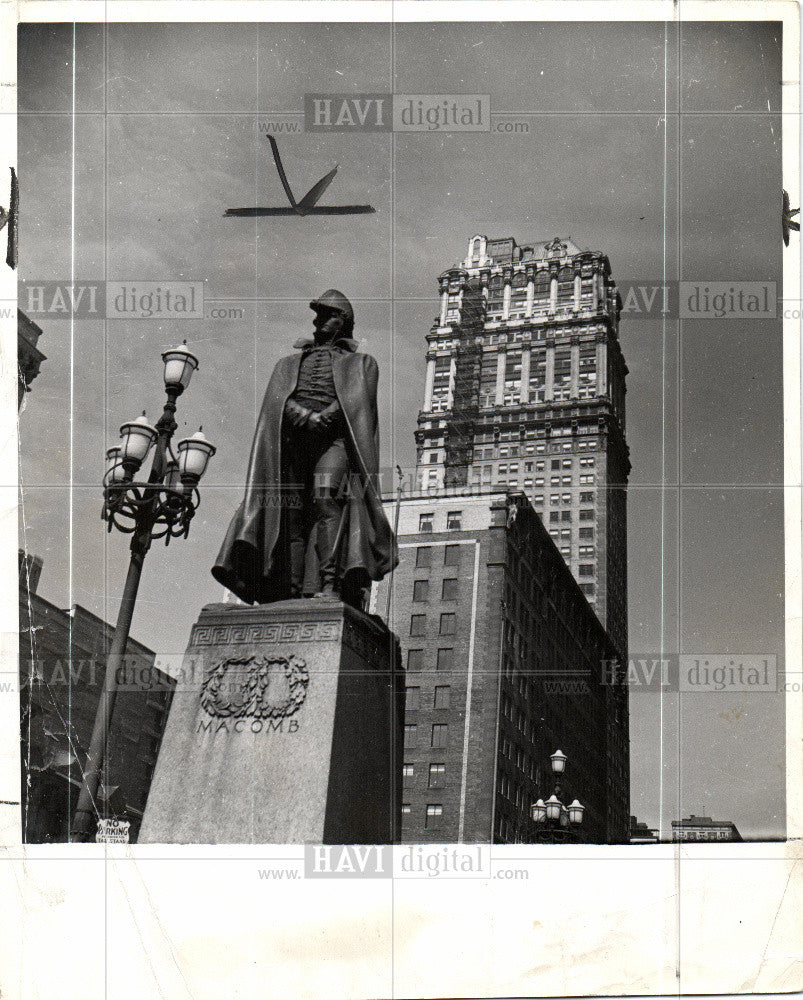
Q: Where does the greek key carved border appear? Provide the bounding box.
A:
[191,620,342,647]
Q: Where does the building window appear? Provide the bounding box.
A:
[579,545,595,557]
[441,578,458,601]
[419,513,433,532]
[534,494,543,505]
[429,452,438,463]
[404,724,417,747]
[416,546,432,568]
[444,544,460,566]
[551,459,560,470]
[403,763,415,779]
[579,526,594,539]
[437,648,454,671]
[550,476,560,486]
[560,528,571,539]
[431,723,449,748]
[434,685,451,710]
[580,509,594,521]
[446,510,462,530]
[580,491,594,503]
[410,614,427,636]
[580,583,595,595]
[402,803,411,816]
[428,763,445,788]
[425,804,443,829]
[561,510,571,522]
[579,474,595,484]
[407,649,424,671]
[405,686,420,711]
[579,564,595,576]
[439,613,456,635]
[413,579,430,603]
[550,494,559,506]
[536,443,546,454]
[549,512,559,523]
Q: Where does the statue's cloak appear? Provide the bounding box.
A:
[211,340,397,604]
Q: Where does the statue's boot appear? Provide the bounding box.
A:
[314,495,344,598]
[289,535,306,599]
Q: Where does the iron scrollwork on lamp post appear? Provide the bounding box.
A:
[71,343,216,842]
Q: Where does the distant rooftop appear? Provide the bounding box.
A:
[457,234,604,271]
[672,815,738,827]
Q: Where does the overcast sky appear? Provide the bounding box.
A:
[17,20,785,838]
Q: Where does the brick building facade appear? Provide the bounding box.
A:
[19,569,175,842]
[371,491,629,844]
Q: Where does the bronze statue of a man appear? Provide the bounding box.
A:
[212,290,397,607]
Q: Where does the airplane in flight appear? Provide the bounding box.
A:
[225,137,376,217]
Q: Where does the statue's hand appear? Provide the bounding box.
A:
[306,412,325,433]
[285,398,313,429]
[316,401,342,429]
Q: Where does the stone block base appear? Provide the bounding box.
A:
[138,600,402,844]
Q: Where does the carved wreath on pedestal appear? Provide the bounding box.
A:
[200,654,309,719]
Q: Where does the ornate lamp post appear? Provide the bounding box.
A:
[71,343,215,842]
[530,749,585,843]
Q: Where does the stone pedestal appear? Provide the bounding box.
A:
[138,600,402,844]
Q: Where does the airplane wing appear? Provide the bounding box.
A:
[296,163,339,212]
[267,136,299,209]
[224,205,376,216]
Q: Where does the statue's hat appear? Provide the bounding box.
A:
[310,289,354,325]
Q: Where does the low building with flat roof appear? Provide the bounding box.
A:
[671,815,743,842]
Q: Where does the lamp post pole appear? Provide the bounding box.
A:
[69,537,148,841]
[70,345,216,843]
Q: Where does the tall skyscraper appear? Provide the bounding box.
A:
[371,234,632,844]
[415,235,630,658]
